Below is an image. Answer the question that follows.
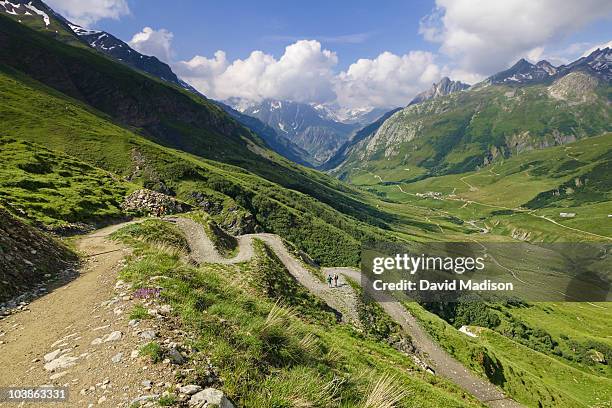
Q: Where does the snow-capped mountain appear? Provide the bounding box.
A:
[485,47,611,85]
[311,103,388,126]
[560,47,611,82]
[0,0,200,94]
[66,22,201,92]
[0,0,51,26]
[409,77,470,105]
[229,98,363,166]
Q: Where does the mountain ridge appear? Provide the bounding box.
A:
[330,49,611,182]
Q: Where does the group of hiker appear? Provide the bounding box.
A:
[326,273,340,288]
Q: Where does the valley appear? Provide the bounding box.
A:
[0,1,610,407]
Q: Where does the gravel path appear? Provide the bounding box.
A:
[172,218,360,324]
[0,221,184,407]
[173,217,524,408]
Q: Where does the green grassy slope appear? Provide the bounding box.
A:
[0,14,397,231]
[0,138,131,229]
[355,134,612,240]
[335,73,610,184]
[0,63,400,266]
[405,302,612,408]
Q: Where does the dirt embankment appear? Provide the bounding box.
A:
[0,207,77,303]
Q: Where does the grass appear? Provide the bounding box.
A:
[185,212,238,258]
[0,138,130,229]
[129,305,151,320]
[404,302,612,407]
[157,394,177,406]
[140,342,163,363]
[111,221,484,407]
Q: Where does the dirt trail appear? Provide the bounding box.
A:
[171,217,360,325]
[0,221,181,407]
[172,217,524,408]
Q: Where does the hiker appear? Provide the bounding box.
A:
[333,274,339,287]
[326,274,333,288]
[159,205,166,218]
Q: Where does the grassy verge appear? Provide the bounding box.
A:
[184,212,238,258]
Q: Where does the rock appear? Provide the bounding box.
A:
[44,354,78,372]
[111,353,123,363]
[121,189,191,216]
[167,348,186,365]
[130,350,140,358]
[588,349,607,364]
[142,380,153,388]
[91,337,103,345]
[44,349,62,362]
[49,371,68,380]
[97,396,107,404]
[179,385,202,395]
[139,330,157,340]
[189,388,234,408]
[130,394,160,406]
[104,331,122,342]
[159,305,172,315]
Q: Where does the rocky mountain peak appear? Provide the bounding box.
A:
[409,77,470,105]
[561,47,611,82]
[487,58,556,84]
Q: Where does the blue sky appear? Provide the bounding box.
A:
[48,0,612,109]
[98,0,438,69]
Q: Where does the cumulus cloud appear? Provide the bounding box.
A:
[334,51,443,108]
[45,0,129,27]
[174,40,338,103]
[420,0,612,75]
[129,27,174,63]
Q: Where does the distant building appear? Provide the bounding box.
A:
[559,212,576,218]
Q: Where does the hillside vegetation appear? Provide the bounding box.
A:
[109,220,484,407]
[0,27,406,267]
[334,72,610,184]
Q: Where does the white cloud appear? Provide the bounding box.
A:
[334,51,443,109]
[175,42,446,108]
[129,27,174,63]
[420,0,612,75]
[175,40,338,103]
[45,0,129,27]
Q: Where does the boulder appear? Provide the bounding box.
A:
[121,189,191,216]
[189,388,234,408]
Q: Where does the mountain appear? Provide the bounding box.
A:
[231,98,362,166]
[213,100,312,167]
[0,11,401,264]
[323,77,468,173]
[486,48,611,85]
[321,107,402,171]
[331,50,611,182]
[67,22,191,87]
[486,58,558,84]
[311,103,389,125]
[409,77,470,105]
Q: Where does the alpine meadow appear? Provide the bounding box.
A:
[0,1,610,408]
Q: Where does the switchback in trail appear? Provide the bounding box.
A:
[171,217,524,408]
